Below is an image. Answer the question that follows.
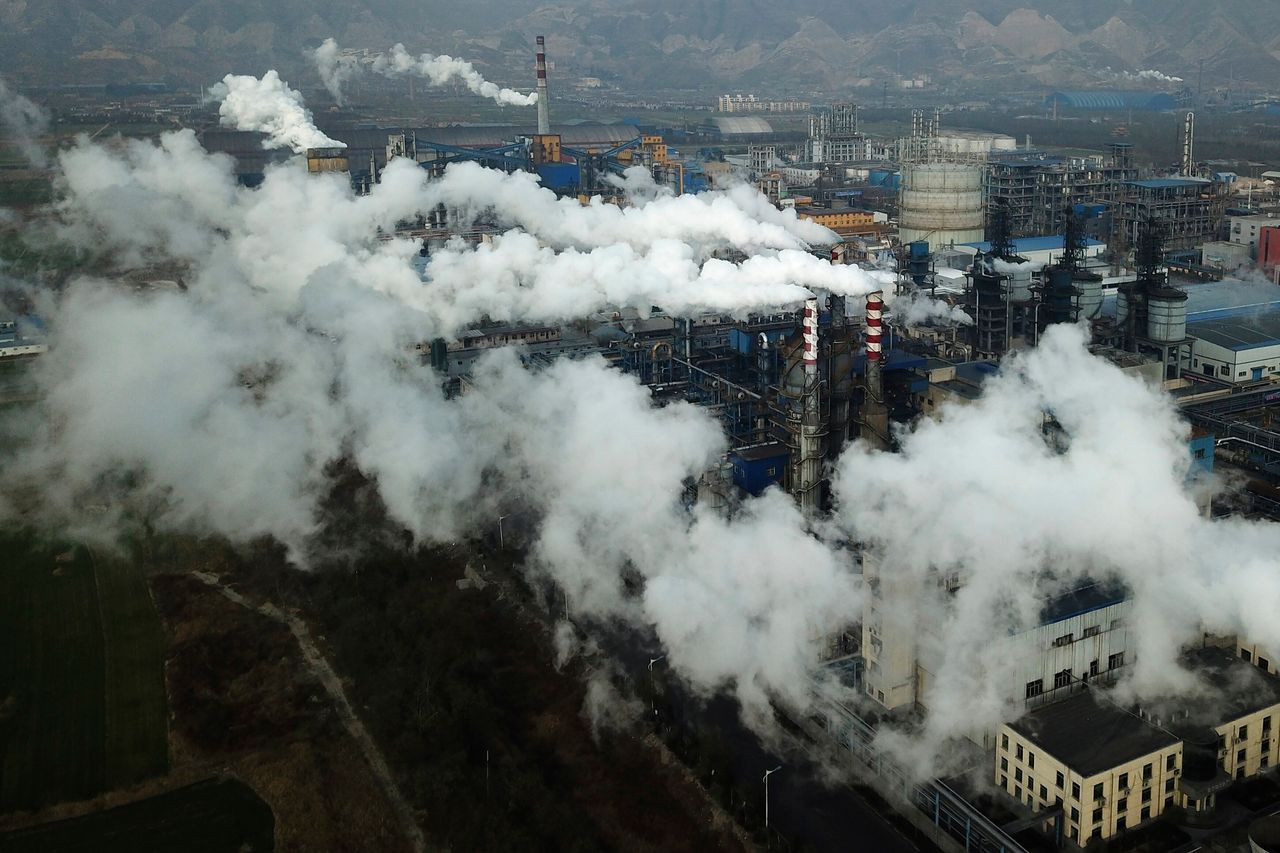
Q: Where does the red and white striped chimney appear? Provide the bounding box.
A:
[865,291,883,362]
[535,36,551,135]
[802,296,819,377]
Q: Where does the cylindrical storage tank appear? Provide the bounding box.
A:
[898,163,985,247]
[1148,288,1188,343]
[1007,265,1033,302]
[1117,288,1131,324]
[1249,814,1280,853]
[1075,275,1103,320]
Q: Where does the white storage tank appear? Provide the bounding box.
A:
[1147,288,1188,342]
[1075,275,1104,320]
[899,163,985,247]
[1006,264,1033,302]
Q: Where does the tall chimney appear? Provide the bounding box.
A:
[862,290,889,450]
[802,296,819,385]
[535,36,551,135]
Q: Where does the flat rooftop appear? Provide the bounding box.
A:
[957,236,1104,254]
[1189,314,1280,351]
[1039,581,1128,625]
[1175,646,1280,723]
[1010,690,1178,777]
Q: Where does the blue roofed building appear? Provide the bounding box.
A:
[1044,91,1179,111]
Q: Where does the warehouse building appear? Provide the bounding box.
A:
[1184,314,1280,384]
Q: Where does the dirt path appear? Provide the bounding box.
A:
[189,570,428,853]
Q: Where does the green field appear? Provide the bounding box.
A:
[0,533,168,813]
[0,776,273,853]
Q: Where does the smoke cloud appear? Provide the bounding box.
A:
[314,40,537,108]
[0,77,50,168]
[313,38,359,105]
[5,76,1279,780]
[210,71,344,153]
[835,323,1280,767]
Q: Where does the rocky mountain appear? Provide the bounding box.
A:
[0,0,1276,94]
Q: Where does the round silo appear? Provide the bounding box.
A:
[1116,287,1131,324]
[1075,274,1103,320]
[899,163,984,247]
[1007,265,1033,302]
[1147,287,1188,342]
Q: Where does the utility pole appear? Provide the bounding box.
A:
[763,765,782,829]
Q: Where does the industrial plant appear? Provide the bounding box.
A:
[6,14,1280,853]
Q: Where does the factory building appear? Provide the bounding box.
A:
[1043,91,1179,111]
[793,206,879,236]
[717,94,810,113]
[986,146,1137,238]
[1185,315,1280,384]
[997,690,1182,845]
[1116,178,1230,252]
[808,103,867,164]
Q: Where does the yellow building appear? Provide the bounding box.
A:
[1237,639,1278,676]
[997,690,1182,846]
[794,205,877,234]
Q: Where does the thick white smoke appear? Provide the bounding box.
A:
[7,75,1279,776]
[0,76,50,168]
[315,40,537,108]
[835,323,1280,767]
[210,71,344,154]
[313,38,359,105]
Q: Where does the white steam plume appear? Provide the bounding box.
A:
[0,77,50,168]
[210,71,344,154]
[9,121,1280,775]
[835,323,1280,768]
[313,38,359,105]
[314,40,538,107]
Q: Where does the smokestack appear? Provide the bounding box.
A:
[861,291,889,450]
[535,36,551,135]
[802,296,819,384]
[1182,111,1195,177]
[865,291,883,364]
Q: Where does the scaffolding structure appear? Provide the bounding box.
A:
[985,152,1137,237]
[1115,178,1229,252]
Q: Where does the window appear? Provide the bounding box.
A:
[1054,669,1073,689]
[1016,768,1023,782]
[1143,762,1153,780]
[1111,618,1124,630]
[1119,772,1129,789]
[1000,775,1007,788]
[1243,649,1254,662]
[1117,817,1126,832]
[1263,754,1271,769]
[1166,754,1176,771]
[1040,784,1048,800]
[1165,796,1174,810]
[1001,757,1008,771]
[1083,625,1100,638]
[1193,448,1206,460]
[1221,365,1230,376]
[1109,651,1125,669]
[1141,806,1150,821]
[1069,828,1078,842]
[1265,716,1273,733]
[1093,783,1104,800]
[1026,679,1044,699]
[1071,807,1080,822]
[1092,807,1103,824]
[1090,659,1099,678]
[1117,797,1128,814]
[1261,657,1272,672]
[1072,782,1081,800]
[1015,786,1022,799]
[1053,632,1074,647]
[1029,753,1036,769]
[1142,787,1152,803]
[1237,748,1246,764]
[1265,740,1272,754]
[1241,725,1249,740]
[1057,771,1065,789]
[1165,779,1175,793]
[1001,733,1009,751]
[1028,776,1035,791]
[1017,744,1024,761]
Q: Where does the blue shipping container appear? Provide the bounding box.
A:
[730,443,789,496]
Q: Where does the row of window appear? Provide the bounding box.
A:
[1051,621,1118,648]
[999,735,1177,809]
[1025,654,1125,698]
[1241,648,1274,671]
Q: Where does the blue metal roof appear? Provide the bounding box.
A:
[1044,91,1178,110]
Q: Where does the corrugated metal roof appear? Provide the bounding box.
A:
[1189,314,1280,351]
[711,116,775,135]
[959,236,1104,252]
[1044,91,1179,110]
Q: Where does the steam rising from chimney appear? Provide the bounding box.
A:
[210,71,344,153]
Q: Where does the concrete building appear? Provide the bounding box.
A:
[1228,214,1280,255]
[717,94,810,113]
[794,206,878,236]
[997,690,1182,846]
[1238,640,1279,676]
